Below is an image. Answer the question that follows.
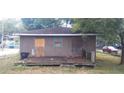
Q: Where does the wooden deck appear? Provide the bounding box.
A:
[19,56,95,67]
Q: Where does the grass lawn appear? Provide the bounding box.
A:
[0,52,124,74]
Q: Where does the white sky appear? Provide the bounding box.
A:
[0,18,21,21]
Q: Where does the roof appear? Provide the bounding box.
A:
[20,27,72,34]
[14,27,97,36]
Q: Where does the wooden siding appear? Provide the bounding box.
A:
[20,36,35,53]
[20,36,96,57]
[44,37,72,57]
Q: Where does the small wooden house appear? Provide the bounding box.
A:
[16,27,97,65]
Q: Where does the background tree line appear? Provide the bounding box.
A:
[0,18,26,35]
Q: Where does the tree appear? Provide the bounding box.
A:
[72,18,124,64]
[0,18,26,35]
[21,18,63,30]
[60,18,73,27]
[114,19,124,64]
[21,18,74,30]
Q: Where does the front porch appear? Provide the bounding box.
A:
[20,56,95,67]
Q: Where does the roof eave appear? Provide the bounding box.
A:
[14,33,98,36]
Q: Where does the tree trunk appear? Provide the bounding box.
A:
[120,36,124,64]
[120,45,124,64]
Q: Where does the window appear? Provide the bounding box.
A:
[72,47,81,53]
[53,37,63,48]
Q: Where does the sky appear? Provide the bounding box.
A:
[0,18,21,21]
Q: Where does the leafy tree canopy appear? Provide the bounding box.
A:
[21,18,73,30]
[21,18,63,30]
[72,18,124,64]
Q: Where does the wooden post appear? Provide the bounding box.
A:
[31,48,35,56]
[91,51,95,63]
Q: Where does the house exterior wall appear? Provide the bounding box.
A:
[82,36,96,52]
[71,37,83,56]
[82,36,96,61]
[20,36,35,53]
[20,36,96,57]
[44,37,72,57]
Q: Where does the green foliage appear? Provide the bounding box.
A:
[72,18,105,33]
[72,18,124,44]
[21,18,63,30]
[21,18,74,30]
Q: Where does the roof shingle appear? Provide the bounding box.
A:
[21,27,73,34]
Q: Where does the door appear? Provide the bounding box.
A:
[35,38,45,57]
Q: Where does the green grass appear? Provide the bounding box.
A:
[0,52,124,74]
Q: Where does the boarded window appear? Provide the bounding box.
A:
[35,38,45,57]
[53,37,63,47]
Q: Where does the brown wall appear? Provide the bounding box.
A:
[20,36,35,53]
[20,36,96,57]
[44,37,72,57]
[82,36,96,52]
[82,36,96,60]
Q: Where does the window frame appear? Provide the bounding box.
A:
[53,37,63,48]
